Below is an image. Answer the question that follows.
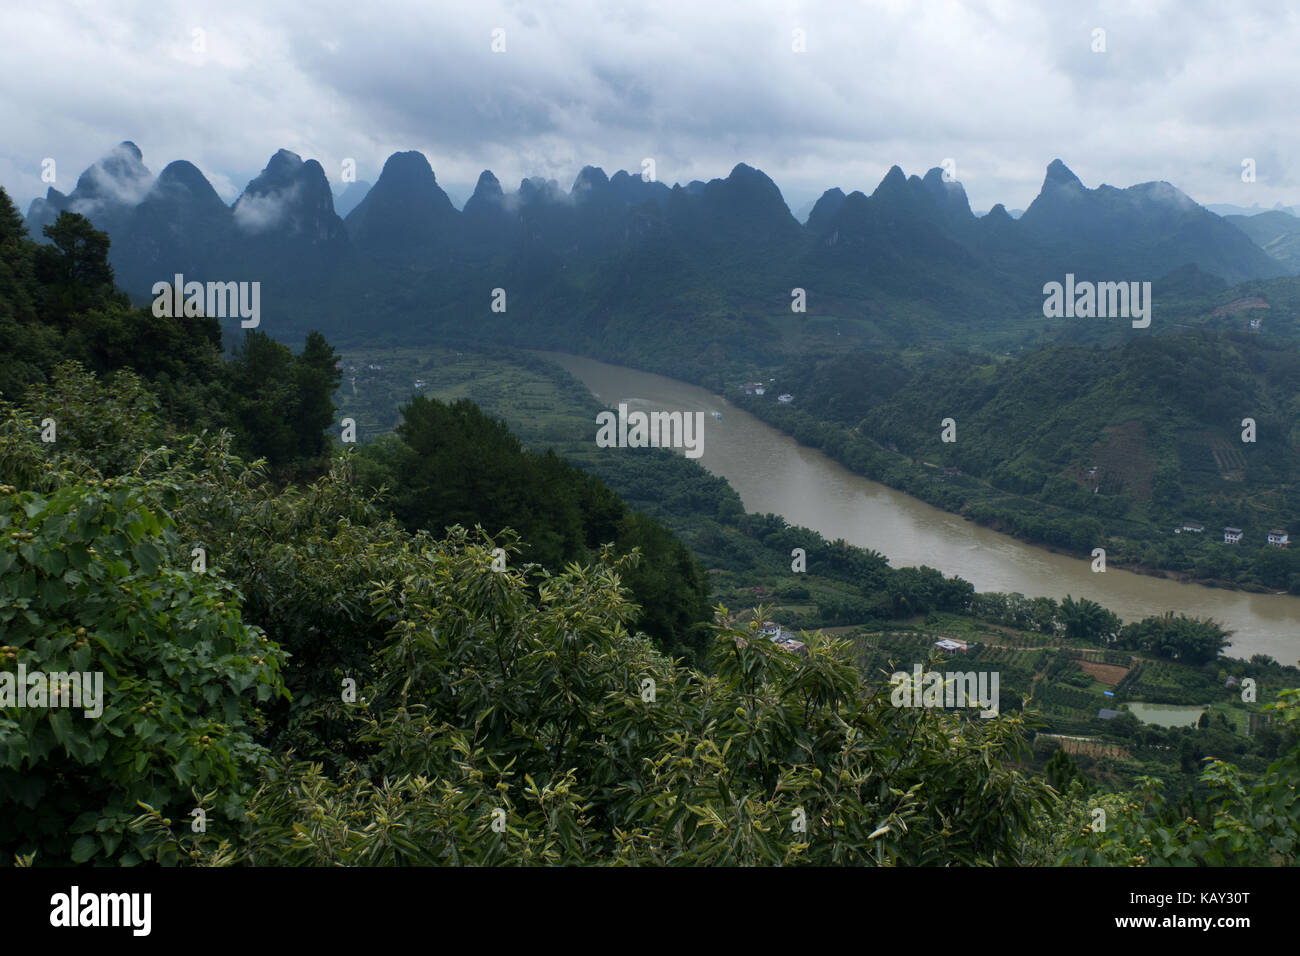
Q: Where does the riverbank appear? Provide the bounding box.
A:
[545,343,1297,602]
[538,349,1300,664]
[729,388,1297,601]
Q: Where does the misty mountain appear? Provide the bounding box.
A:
[800,165,992,312]
[668,163,800,244]
[1015,160,1284,286]
[113,159,234,295]
[332,179,372,218]
[226,149,350,290]
[1206,202,1300,218]
[25,141,153,242]
[792,197,818,224]
[1225,211,1300,274]
[344,151,456,259]
[16,144,1292,361]
[460,169,512,244]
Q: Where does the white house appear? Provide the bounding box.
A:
[1223,527,1243,544]
[777,394,794,404]
[1268,530,1289,548]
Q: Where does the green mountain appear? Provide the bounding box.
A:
[761,331,1300,590]
[344,151,456,259]
[1225,210,1300,274]
[1015,160,1282,286]
[16,145,1290,368]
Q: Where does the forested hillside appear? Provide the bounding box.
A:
[0,188,713,658]
[750,332,1300,591]
[5,361,1298,867]
[1227,211,1300,274]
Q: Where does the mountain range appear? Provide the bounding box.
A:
[1223,211,1300,274]
[1206,202,1300,218]
[18,142,1294,362]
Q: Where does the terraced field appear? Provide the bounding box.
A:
[1088,419,1155,501]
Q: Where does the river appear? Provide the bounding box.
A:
[538,351,1300,664]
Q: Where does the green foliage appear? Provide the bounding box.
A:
[356,394,712,661]
[1060,689,1300,865]
[1117,613,1231,666]
[1059,594,1122,644]
[0,203,339,474]
[0,402,287,864]
[0,366,1060,867]
[129,527,1055,866]
[1045,748,1084,792]
[35,212,118,306]
[14,361,164,478]
[887,565,974,616]
[0,224,1292,867]
[225,330,342,474]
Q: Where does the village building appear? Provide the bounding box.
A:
[1268,530,1289,548]
[754,621,808,657]
[1223,527,1243,544]
[775,637,808,658]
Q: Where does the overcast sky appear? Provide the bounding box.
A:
[3,0,1297,218]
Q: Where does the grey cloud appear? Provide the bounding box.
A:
[1,0,1298,217]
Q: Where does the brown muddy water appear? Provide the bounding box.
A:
[539,351,1300,664]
